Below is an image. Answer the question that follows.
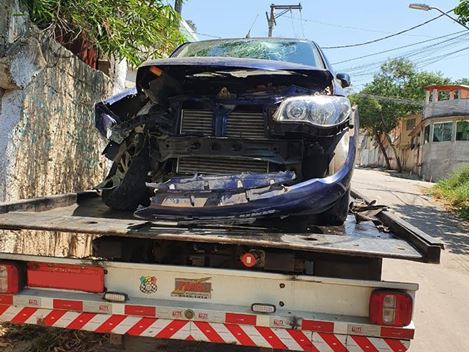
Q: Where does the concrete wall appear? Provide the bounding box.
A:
[424,98,469,119]
[421,140,468,181]
[0,0,113,202]
[420,116,469,181]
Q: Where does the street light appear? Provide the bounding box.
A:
[409,3,469,29]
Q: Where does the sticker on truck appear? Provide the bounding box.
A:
[171,277,212,299]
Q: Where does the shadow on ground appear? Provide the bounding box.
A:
[390,203,469,255]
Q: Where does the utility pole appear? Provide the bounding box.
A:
[266,3,302,37]
[174,0,183,14]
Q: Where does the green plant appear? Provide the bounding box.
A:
[454,0,469,26]
[430,166,469,218]
[24,0,185,66]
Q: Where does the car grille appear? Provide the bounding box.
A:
[180,109,267,140]
[177,157,268,175]
[178,109,269,174]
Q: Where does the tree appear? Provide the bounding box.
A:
[25,0,185,66]
[454,78,469,85]
[454,0,469,26]
[352,58,449,172]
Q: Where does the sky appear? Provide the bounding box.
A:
[180,0,469,90]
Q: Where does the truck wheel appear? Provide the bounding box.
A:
[101,143,151,211]
[317,188,351,226]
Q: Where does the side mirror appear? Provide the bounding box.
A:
[336,73,351,88]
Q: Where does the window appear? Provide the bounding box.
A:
[406,118,416,131]
[174,39,325,68]
[424,125,430,144]
[456,121,469,141]
[438,91,450,101]
[432,122,453,142]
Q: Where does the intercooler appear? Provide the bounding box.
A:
[178,109,269,175]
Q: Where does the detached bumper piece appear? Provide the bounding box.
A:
[134,136,356,221]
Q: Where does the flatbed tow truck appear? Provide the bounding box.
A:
[0,189,442,352]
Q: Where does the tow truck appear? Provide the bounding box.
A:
[0,188,442,351]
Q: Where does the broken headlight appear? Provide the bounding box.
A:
[274,95,351,127]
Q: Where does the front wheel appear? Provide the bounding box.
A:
[101,141,151,211]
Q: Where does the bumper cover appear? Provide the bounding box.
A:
[134,130,356,220]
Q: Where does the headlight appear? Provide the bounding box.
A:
[274,95,351,127]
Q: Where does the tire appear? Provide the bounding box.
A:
[101,143,151,211]
[317,188,351,226]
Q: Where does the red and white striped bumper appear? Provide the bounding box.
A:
[0,304,410,352]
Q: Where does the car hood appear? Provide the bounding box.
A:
[136,57,335,90]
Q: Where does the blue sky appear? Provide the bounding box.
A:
[181,0,469,90]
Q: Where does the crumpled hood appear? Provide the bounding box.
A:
[136,56,334,91]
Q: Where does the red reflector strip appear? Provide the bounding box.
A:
[27,262,104,293]
[42,310,67,326]
[155,320,189,339]
[95,314,127,333]
[10,307,37,324]
[67,312,96,330]
[225,313,256,325]
[124,305,156,317]
[319,332,348,352]
[351,335,380,352]
[256,326,288,349]
[288,329,319,352]
[126,317,156,336]
[0,304,11,316]
[301,319,334,333]
[224,323,256,346]
[385,338,409,352]
[194,321,225,343]
[0,294,13,305]
[53,299,83,311]
[381,326,415,339]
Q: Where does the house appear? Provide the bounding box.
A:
[394,113,422,173]
[417,84,469,181]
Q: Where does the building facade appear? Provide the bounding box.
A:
[418,84,469,181]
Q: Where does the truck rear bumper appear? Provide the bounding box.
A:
[0,297,412,352]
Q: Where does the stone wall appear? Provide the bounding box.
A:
[0,0,113,202]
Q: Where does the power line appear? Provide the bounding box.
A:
[284,16,433,38]
[341,34,468,74]
[356,93,424,106]
[332,30,467,65]
[321,11,451,49]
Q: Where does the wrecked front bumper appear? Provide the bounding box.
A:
[134,132,356,221]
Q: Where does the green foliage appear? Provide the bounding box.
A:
[454,0,469,26]
[430,166,469,218]
[353,58,449,135]
[25,0,185,66]
[454,77,469,85]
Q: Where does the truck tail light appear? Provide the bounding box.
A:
[27,262,105,293]
[0,263,22,293]
[369,290,413,327]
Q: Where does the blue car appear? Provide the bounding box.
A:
[94,38,357,226]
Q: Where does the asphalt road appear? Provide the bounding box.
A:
[352,168,469,352]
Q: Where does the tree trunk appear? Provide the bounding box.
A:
[375,132,392,170]
[385,132,403,173]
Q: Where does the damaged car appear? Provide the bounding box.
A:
[94,38,357,226]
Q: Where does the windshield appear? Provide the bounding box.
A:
[173,39,325,68]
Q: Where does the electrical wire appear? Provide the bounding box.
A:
[321,11,451,49]
[340,33,468,74]
[285,16,433,38]
[331,30,467,65]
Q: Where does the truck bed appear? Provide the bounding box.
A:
[0,190,442,263]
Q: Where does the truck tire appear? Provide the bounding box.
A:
[317,188,350,226]
[101,144,151,211]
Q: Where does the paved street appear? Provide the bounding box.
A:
[352,168,469,352]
